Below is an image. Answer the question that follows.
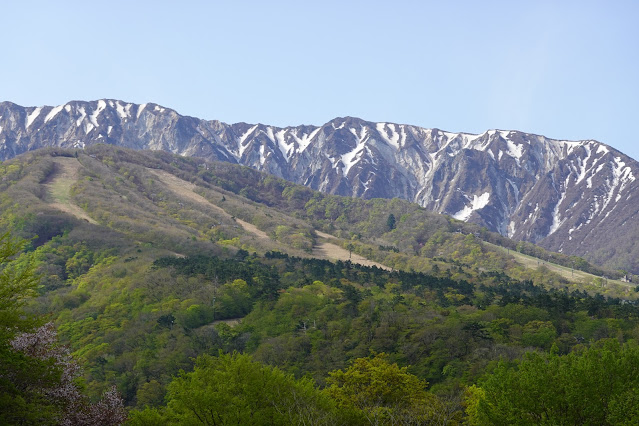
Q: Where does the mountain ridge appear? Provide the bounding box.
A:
[1,99,638,272]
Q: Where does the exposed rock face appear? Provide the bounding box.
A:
[2,100,638,270]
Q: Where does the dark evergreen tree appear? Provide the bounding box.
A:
[387,213,396,230]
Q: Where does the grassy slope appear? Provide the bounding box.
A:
[486,242,632,290]
[2,146,639,411]
[0,145,630,299]
[43,157,97,224]
[150,166,388,269]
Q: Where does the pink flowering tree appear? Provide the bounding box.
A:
[10,323,127,425]
[0,232,126,424]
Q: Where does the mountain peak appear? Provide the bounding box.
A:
[1,99,638,272]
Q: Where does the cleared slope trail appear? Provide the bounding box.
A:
[149,169,389,269]
[484,242,631,289]
[313,231,391,270]
[43,157,97,224]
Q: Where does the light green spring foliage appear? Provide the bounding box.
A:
[4,148,639,423]
[469,339,639,425]
[0,232,39,329]
[130,351,463,425]
[0,232,58,424]
[325,352,460,425]
[129,351,355,425]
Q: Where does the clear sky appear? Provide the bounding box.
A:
[3,0,638,160]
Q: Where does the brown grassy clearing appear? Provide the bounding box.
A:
[150,169,390,269]
[44,157,97,224]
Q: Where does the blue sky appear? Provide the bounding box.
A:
[3,1,638,160]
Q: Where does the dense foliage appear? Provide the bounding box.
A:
[130,352,351,425]
[0,233,126,424]
[1,146,638,424]
[467,339,639,425]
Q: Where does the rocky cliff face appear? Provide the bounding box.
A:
[2,99,638,270]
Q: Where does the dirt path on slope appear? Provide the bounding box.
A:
[235,219,270,239]
[44,157,97,224]
[484,241,630,287]
[148,169,227,214]
[148,169,271,242]
[313,231,391,270]
[149,169,389,269]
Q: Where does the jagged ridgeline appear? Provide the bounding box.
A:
[2,145,639,421]
[2,100,639,274]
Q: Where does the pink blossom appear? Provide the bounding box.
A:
[10,322,127,425]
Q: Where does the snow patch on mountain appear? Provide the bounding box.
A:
[376,123,401,149]
[342,127,369,176]
[76,107,87,128]
[453,192,491,221]
[549,174,572,236]
[600,157,636,215]
[275,129,293,162]
[237,125,258,158]
[506,140,523,164]
[90,101,106,129]
[259,145,266,165]
[575,144,592,184]
[111,101,131,120]
[45,105,64,124]
[137,103,147,119]
[459,132,490,153]
[263,127,274,144]
[26,107,41,129]
[292,128,320,153]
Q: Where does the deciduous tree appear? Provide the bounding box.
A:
[325,353,453,424]
[469,339,639,425]
[0,233,126,425]
[130,351,350,425]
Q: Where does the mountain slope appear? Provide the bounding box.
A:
[4,149,638,417]
[1,100,638,271]
[1,145,628,291]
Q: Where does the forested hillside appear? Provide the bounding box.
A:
[1,146,638,424]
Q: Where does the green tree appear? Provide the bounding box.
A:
[325,353,450,424]
[0,232,126,425]
[217,278,252,318]
[520,320,556,349]
[469,339,639,425]
[0,232,39,332]
[0,232,56,424]
[386,214,396,231]
[136,380,166,408]
[130,352,349,425]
